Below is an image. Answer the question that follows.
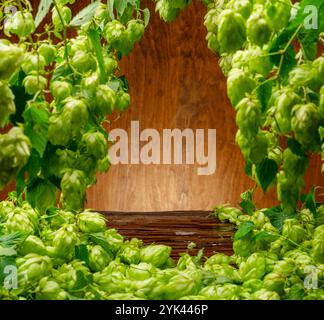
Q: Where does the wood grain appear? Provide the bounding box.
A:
[0,0,323,213]
[85,0,323,211]
[105,211,234,258]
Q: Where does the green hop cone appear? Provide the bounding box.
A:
[233,236,256,258]
[93,84,116,116]
[81,72,100,97]
[312,238,324,264]
[282,219,307,244]
[226,0,252,20]
[277,171,302,215]
[4,11,35,38]
[119,245,141,265]
[48,114,71,146]
[282,149,309,178]
[160,270,202,300]
[206,32,220,54]
[21,53,47,75]
[104,229,124,253]
[104,20,126,49]
[35,277,68,300]
[23,74,47,96]
[0,127,31,189]
[242,279,264,293]
[82,131,108,160]
[50,81,72,102]
[52,224,79,259]
[288,62,318,90]
[263,272,286,294]
[88,245,112,272]
[217,9,246,53]
[231,46,273,77]
[140,245,171,268]
[291,103,320,152]
[115,92,131,112]
[239,253,266,281]
[126,20,145,44]
[273,88,301,134]
[0,42,24,80]
[78,211,107,233]
[52,6,72,32]
[103,55,118,76]
[155,0,180,22]
[19,235,48,256]
[38,43,57,65]
[54,260,90,291]
[71,50,97,74]
[204,9,219,34]
[214,205,243,224]
[6,208,36,234]
[0,200,15,220]
[62,98,89,137]
[251,289,280,300]
[0,81,16,128]
[273,258,296,276]
[266,0,292,31]
[61,170,88,211]
[127,262,156,281]
[227,68,256,107]
[236,96,261,141]
[246,6,272,47]
[205,253,231,266]
[16,254,52,287]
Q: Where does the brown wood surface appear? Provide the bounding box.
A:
[0,0,323,212]
[105,211,234,258]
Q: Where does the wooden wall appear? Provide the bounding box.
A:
[1,0,323,212]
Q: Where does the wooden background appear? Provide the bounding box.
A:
[1,0,323,212]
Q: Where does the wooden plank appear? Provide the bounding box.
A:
[103,211,234,258]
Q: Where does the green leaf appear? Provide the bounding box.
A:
[269,32,296,80]
[255,158,278,192]
[108,0,115,20]
[252,230,279,243]
[301,187,317,216]
[16,169,25,197]
[264,206,286,231]
[234,221,255,240]
[287,138,307,157]
[75,244,90,267]
[288,0,323,31]
[72,270,92,291]
[27,179,57,213]
[35,0,53,28]
[115,0,127,17]
[89,233,114,256]
[25,149,42,182]
[70,1,101,27]
[287,0,323,60]
[239,189,255,215]
[23,106,49,157]
[10,85,32,126]
[88,28,107,84]
[257,80,273,114]
[0,247,17,257]
[143,8,150,27]
[51,63,72,82]
[0,232,28,248]
[107,79,120,91]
